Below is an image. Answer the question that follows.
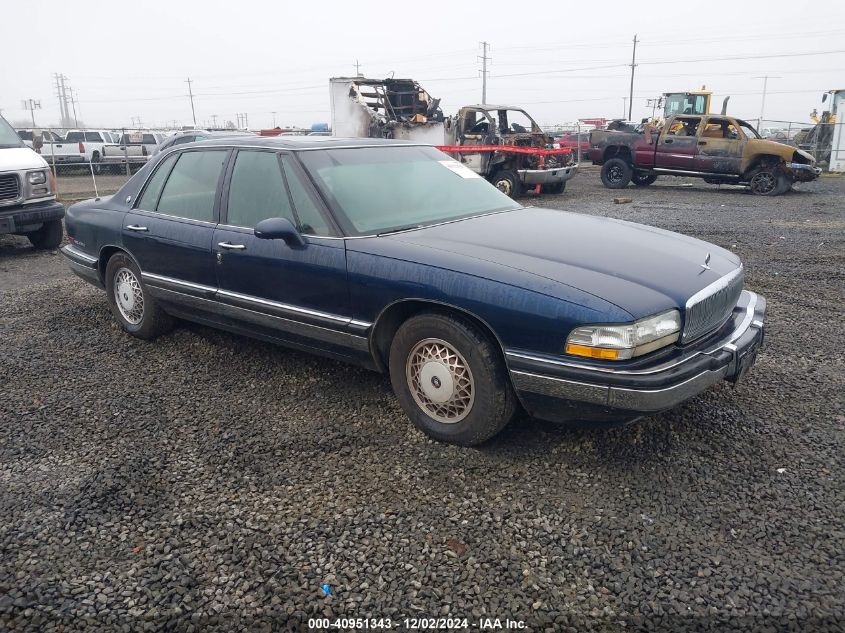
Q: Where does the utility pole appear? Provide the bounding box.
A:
[272,111,277,127]
[69,88,79,127]
[628,34,638,121]
[185,77,197,127]
[22,99,41,127]
[211,114,218,128]
[354,59,362,77]
[54,73,69,126]
[753,75,781,131]
[478,41,491,105]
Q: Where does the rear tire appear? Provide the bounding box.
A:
[490,169,522,198]
[27,218,63,249]
[631,171,657,186]
[105,253,174,340]
[388,312,517,446]
[600,158,632,189]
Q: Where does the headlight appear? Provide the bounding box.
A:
[565,310,681,360]
[27,170,47,185]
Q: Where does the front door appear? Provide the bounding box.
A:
[123,149,228,296]
[694,118,744,174]
[655,116,701,170]
[212,149,353,354]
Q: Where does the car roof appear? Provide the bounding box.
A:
[190,136,423,150]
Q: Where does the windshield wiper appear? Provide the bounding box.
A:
[376,224,423,236]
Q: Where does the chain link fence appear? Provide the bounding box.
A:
[16,126,172,201]
[754,119,841,169]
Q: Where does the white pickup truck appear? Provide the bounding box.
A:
[2,117,65,248]
[62,130,119,171]
[101,131,165,170]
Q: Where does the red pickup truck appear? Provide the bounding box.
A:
[588,114,821,195]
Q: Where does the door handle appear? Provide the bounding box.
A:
[126,224,148,232]
[218,242,246,250]
[698,140,707,145]
[663,138,674,144]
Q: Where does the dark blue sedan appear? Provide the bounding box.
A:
[62,137,766,445]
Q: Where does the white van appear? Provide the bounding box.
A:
[0,116,64,249]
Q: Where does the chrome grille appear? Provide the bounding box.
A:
[0,174,20,202]
[683,266,744,343]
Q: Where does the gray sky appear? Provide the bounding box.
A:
[2,0,843,130]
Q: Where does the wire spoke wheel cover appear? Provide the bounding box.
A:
[406,338,475,423]
[113,267,144,325]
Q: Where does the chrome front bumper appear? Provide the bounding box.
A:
[507,290,765,418]
[518,164,578,185]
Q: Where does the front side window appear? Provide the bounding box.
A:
[226,151,294,228]
[298,146,519,236]
[280,155,332,236]
[156,150,227,222]
[738,120,761,139]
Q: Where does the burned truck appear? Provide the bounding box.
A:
[329,77,577,196]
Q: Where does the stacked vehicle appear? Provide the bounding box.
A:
[330,77,577,197]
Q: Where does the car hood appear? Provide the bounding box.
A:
[378,208,741,318]
[0,147,48,171]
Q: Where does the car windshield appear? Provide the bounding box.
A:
[298,145,520,236]
[0,118,25,148]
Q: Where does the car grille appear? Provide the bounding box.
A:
[0,174,20,202]
[682,266,744,343]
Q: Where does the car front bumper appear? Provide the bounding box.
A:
[0,200,65,235]
[518,164,578,185]
[507,290,766,424]
[786,162,822,182]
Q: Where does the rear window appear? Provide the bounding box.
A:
[16,130,33,141]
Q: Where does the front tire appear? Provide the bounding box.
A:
[600,158,632,189]
[27,218,63,249]
[748,163,789,196]
[490,169,522,198]
[388,312,517,446]
[105,253,174,339]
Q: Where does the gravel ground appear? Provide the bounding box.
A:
[1,173,843,632]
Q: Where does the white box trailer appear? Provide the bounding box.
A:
[829,89,845,173]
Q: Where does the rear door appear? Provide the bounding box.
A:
[122,149,228,297]
[694,118,744,174]
[212,149,352,353]
[655,116,702,170]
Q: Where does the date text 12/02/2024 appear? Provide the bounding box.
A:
[307,617,526,629]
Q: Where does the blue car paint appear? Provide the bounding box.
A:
[62,139,759,428]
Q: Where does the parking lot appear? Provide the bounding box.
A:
[1,173,843,631]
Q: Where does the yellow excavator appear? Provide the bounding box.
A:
[648,87,730,126]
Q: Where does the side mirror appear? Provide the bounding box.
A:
[254,216,306,247]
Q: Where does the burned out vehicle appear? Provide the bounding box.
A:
[330,77,577,196]
[589,114,821,195]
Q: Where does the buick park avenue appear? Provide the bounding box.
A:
[61,137,766,445]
